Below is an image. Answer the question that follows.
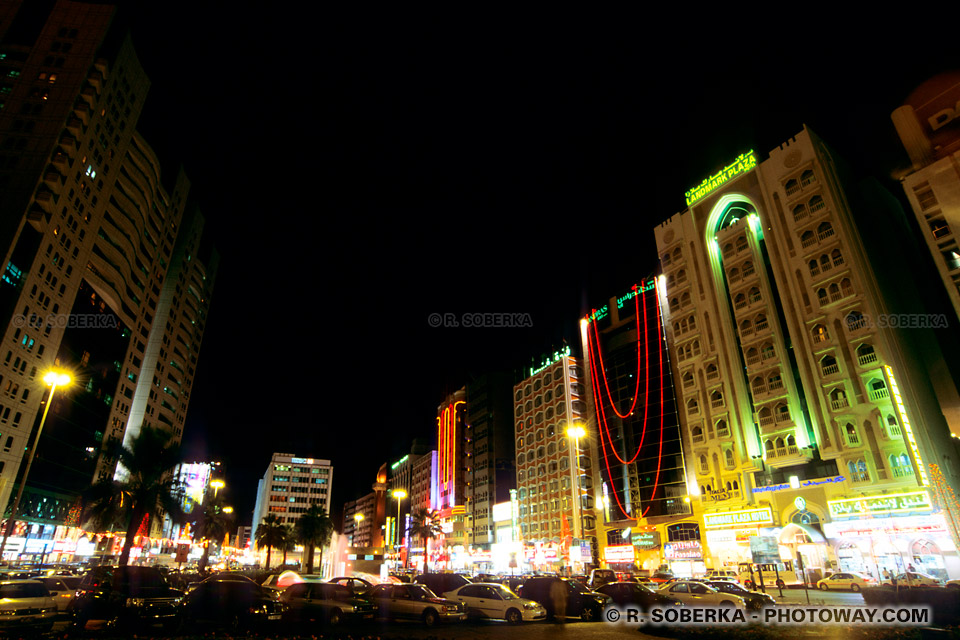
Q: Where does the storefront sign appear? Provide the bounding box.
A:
[685,151,758,206]
[604,544,636,563]
[708,491,733,502]
[828,491,932,518]
[704,507,774,528]
[752,476,845,494]
[632,531,661,550]
[664,540,703,560]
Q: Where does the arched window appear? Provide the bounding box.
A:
[801,169,816,186]
[760,342,775,360]
[746,347,759,364]
[722,242,735,257]
[752,376,765,392]
[809,259,820,277]
[682,372,695,388]
[817,288,828,305]
[785,179,799,195]
[801,230,816,248]
[673,247,682,262]
[820,254,831,271]
[748,287,762,303]
[820,355,839,376]
[848,459,869,482]
[689,315,697,330]
[887,414,902,437]
[817,222,834,240]
[840,278,853,297]
[729,267,741,282]
[764,439,774,454]
[677,269,687,283]
[768,372,782,390]
[734,294,747,309]
[810,195,825,212]
[829,387,848,409]
[793,204,808,221]
[845,423,860,445]
[787,434,797,453]
[742,261,755,277]
[692,425,704,442]
[868,378,888,400]
[758,407,773,425]
[856,343,876,365]
[736,236,748,252]
[724,449,735,467]
[662,252,672,266]
[716,419,729,436]
[831,249,844,267]
[687,398,699,414]
[846,310,865,331]
[710,390,724,408]
[740,319,753,335]
[754,314,768,331]
[828,282,841,301]
[812,324,829,343]
[698,455,709,474]
[775,403,790,422]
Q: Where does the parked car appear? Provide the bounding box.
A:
[517,576,611,622]
[327,576,375,597]
[884,572,941,587]
[414,573,472,598]
[499,576,526,593]
[596,581,683,611]
[71,566,184,631]
[816,572,874,591]
[658,580,747,608]
[704,580,775,610]
[281,582,376,626]
[38,575,81,612]
[587,569,618,590]
[0,579,58,633]
[705,569,739,581]
[649,571,675,584]
[180,577,286,632]
[367,583,466,626]
[447,582,546,624]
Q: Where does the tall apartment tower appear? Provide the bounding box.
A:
[513,350,599,570]
[251,453,333,544]
[464,372,515,554]
[654,128,960,579]
[387,438,430,549]
[0,1,217,525]
[579,281,695,573]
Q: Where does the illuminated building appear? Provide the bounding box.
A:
[387,438,430,551]
[580,284,697,575]
[654,127,960,580]
[0,1,218,534]
[463,372,515,562]
[434,388,467,567]
[513,349,599,572]
[251,453,333,547]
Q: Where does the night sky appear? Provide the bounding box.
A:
[112,6,959,526]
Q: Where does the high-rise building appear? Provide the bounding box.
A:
[464,372,515,556]
[387,439,429,553]
[513,348,599,572]
[0,1,217,532]
[434,387,467,562]
[251,453,333,545]
[579,281,694,574]
[653,128,960,580]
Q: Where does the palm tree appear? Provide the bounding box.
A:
[81,427,183,566]
[280,524,296,567]
[407,508,442,574]
[294,504,334,576]
[196,497,234,572]
[255,513,286,570]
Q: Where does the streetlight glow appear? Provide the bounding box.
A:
[223,506,234,514]
[566,425,586,439]
[392,489,407,499]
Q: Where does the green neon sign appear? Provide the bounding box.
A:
[390,454,409,470]
[685,151,758,206]
[530,346,571,377]
[828,491,931,518]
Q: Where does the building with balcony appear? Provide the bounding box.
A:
[654,130,960,580]
[251,453,333,547]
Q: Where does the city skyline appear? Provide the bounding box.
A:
[87,5,960,521]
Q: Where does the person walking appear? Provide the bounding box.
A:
[882,568,891,584]
[549,579,567,623]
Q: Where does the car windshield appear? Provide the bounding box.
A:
[0,582,48,598]
[408,585,437,600]
[496,585,518,600]
[566,580,589,593]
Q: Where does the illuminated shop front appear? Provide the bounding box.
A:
[822,491,957,581]
[663,523,704,577]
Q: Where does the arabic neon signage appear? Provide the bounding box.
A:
[605,544,636,563]
[584,280,657,325]
[752,476,845,494]
[685,151,758,206]
[704,507,774,529]
[530,346,571,377]
[885,365,929,486]
[828,491,932,518]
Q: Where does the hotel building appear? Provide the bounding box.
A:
[653,127,960,580]
[513,349,599,571]
[251,453,333,545]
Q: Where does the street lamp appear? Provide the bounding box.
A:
[210,479,225,498]
[0,370,71,563]
[391,489,407,562]
[353,512,364,546]
[223,507,234,514]
[566,423,587,540]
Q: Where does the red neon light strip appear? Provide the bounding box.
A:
[642,280,665,518]
[587,323,630,519]
[591,285,643,418]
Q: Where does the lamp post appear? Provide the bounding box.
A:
[353,512,364,546]
[0,370,71,564]
[391,489,407,565]
[566,423,586,540]
[210,479,225,499]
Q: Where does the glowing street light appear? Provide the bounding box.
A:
[223,507,234,514]
[566,422,587,539]
[210,479,225,498]
[0,369,72,562]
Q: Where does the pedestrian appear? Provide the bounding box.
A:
[549,579,567,623]
[882,568,890,583]
[907,563,916,573]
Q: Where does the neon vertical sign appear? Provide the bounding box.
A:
[885,365,929,486]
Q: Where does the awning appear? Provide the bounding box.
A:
[778,522,827,544]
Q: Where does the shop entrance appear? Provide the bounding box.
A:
[836,541,867,575]
[911,539,947,581]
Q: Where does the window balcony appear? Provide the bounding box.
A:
[818,228,835,241]
[830,397,850,410]
[810,199,826,213]
[869,388,890,401]
[754,320,769,332]
[692,433,705,444]
[786,445,799,455]
[776,447,787,457]
[858,352,878,366]
[746,355,761,366]
[822,364,840,376]
[847,433,860,446]
[893,465,913,478]
[758,415,774,426]
[848,317,868,332]
[775,412,791,423]
[711,398,724,409]
[768,379,784,391]
[717,426,730,438]
[801,236,818,249]
[734,299,748,310]
[706,369,720,381]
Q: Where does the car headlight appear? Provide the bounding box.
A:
[523,602,539,610]
[443,605,459,612]
[0,610,15,616]
[42,607,57,614]
[125,598,145,608]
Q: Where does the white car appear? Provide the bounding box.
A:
[704,569,739,582]
[659,580,747,608]
[448,582,547,624]
[885,572,941,587]
[816,572,874,592]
